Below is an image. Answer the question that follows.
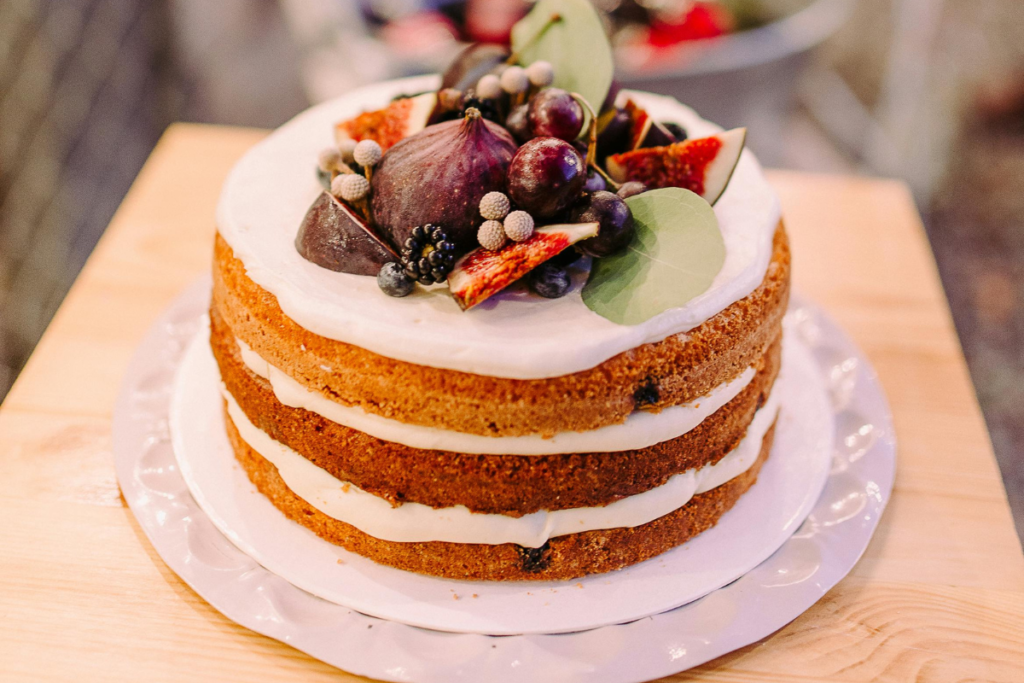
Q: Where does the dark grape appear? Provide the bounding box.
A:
[528,88,584,142]
[505,104,532,144]
[661,122,688,141]
[507,137,587,218]
[584,170,607,193]
[571,191,635,257]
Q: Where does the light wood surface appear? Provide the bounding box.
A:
[1,124,1022,681]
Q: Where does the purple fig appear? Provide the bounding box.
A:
[295,192,398,275]
[371,108,518,255]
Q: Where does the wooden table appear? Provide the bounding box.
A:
[1,124,1023,682]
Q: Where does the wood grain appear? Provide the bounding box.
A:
[0,124,1022,682]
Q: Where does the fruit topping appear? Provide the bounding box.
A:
[479,191,511,221]
[335,92,436,152]
[371,107,518,255]
[507,137,587,218]
[624,99,676,151]
[332,173,370,203]
[596,108,631,162]
[440,43,509,94]
[477,220,507,251]
[401,224,456,285]
[526,60,555,88]
[476,74,502,100]
[571,190,635,257]
[500,65,530,95]
[606,128,747,204]
[505,104,532,143]
[662,122,688,141]
[616,180,647,199]
[527,262,571,299]
[584,170,607,192]
[448,222,599,310]
[528,88,584,142]
[503,210,535,242]
[295,192,398,276]
[377,262,415,297]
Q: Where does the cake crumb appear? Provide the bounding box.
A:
[341,482,351,493]
[336,558,345,565]
[452,594,460,601]
[575,583,583,589]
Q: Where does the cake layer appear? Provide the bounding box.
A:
[215,77,782,380]
[226,411,776,581]
[211,223,789,438]
[234,332,757,455]
[223,388,780,546]
[212,310,781,515]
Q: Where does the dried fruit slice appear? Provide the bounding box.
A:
[606,128,746,205]
[448,222,599,310]
[624,99,675,151]
[295,192,398,276]
[334,92,437,152]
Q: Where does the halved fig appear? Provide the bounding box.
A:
[448,222,599,310]
[334,92,437,152]
[606,128,747,205]
[295,192,398,275]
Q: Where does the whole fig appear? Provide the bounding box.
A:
[371,109,518,255]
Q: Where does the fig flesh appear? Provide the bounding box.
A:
[335,92,436,152]
[370,109,518,255]
[295,192,398,275]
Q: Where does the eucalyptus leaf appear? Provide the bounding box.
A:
[582,188,725,326]
[511,0,613,118]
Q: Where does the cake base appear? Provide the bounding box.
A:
[225,408,777,582]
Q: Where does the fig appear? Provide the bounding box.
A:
[335,92,436,152]
[295,192,398,275]
[607,128,747,205]
[448,222,599,310]
[507,137,587,218]
[370,108,518,255]
[440,43,510,92]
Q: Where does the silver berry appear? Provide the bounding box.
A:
[353,139,382,167]
[318,147,342,173]
[500,66,529,95]
[479,191,510,221]
[477,220,507,251]
[476,74,502,100]
[338,138,357,164]
[526,61,554,87]
[333,173,369,202]
[503,211,535,242]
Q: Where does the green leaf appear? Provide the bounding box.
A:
[582,188,726,326]
[511,0,613,118]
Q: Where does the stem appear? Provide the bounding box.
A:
[571,92,599,170]
[507,13,561,65]
[592,163,620,191]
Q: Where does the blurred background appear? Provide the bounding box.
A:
[0,0,1022,541]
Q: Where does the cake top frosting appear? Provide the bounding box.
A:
[216,75,780,379]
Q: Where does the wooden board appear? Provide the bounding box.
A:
[0,124,1022,682]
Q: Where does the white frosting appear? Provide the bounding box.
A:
[236,337,755,455]
[224,380,781,547]
[216,75,781,380]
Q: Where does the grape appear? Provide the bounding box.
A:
[528,263,571,299]
[507,138,587,218]
[505,104,532,144]
[571,191,635,257]
[528,88,584,142]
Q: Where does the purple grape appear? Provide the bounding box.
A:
[571,191,635,257]
[528,88,584,142]
[507,137,587,218]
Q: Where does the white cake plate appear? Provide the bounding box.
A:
[114,277,895,681]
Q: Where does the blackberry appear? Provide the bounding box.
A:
[401,224,456,285]
[461,93,501,123]
[661,122,688,141]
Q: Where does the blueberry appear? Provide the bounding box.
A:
[377,262,414,297]
[528,263,571,299]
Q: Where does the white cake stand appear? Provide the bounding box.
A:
[113,277,895,682]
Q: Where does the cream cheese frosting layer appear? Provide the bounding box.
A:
[235,337,755,455]
[225,380,781,547]
[216,75,781,380]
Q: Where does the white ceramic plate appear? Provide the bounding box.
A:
[170,316,832,635]
[114,278,895,681]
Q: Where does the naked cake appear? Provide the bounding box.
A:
[209,0,789,581]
